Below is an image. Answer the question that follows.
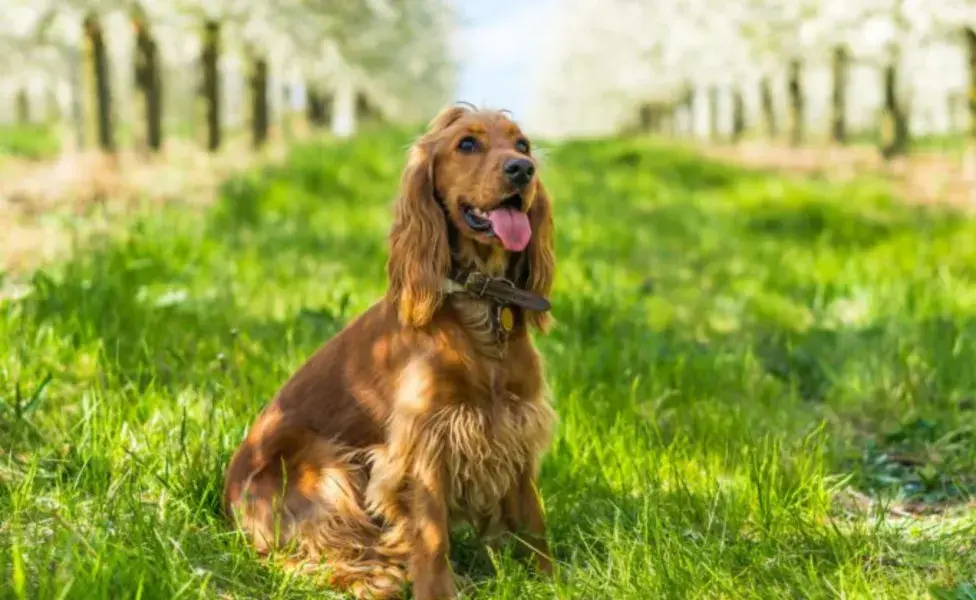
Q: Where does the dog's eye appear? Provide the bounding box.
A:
[457,136,479,153]
[515,138,530,154]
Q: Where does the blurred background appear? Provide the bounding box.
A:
[3,1,976,155]
[4,0,976,266]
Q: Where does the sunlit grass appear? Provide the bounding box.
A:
[0,123,62,161]
[1,129,975,599]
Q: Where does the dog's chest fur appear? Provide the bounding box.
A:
[434,392,555,521]
[367,360,555,531]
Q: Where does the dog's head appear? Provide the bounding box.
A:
[387,104,555,331]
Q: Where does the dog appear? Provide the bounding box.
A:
[223,104,557,599]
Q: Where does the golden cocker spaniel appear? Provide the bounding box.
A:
[223,104,557,599]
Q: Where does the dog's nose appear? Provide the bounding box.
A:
[503,158,535,187]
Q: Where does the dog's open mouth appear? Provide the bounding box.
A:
[461,195,531,251]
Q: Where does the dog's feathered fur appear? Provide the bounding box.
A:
[223,105,557,599]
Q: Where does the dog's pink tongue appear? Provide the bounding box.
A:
[488,208,531,251]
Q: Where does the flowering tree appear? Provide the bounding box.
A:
[531,0,974,157]
[0,0,456,154]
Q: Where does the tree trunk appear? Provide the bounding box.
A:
[638,103,652,134]
[180,65,197,140]
[83,14,115,153]
[731,87,745,143]
[947,92,959,134]
[638,102,668,134]
[306,87,326,128]
[46,84,61,123]
[356,91,375,127]
[759,76,777,139]
[708,85,719,141]
[831,45,848,144]
[305,88,322,129]
[322,93,334,130]
[201,20,221,152]
[15,87,29,123]
[676,82,693,136]
[966,28,976,144]
[880,54,909,159]
[133,11,163,152]
[249,54,269,148]
[67,47,85,151]
[787,59,803,146]
[281,83,293,140]
[305,88,317,125]
[671,99,682,136]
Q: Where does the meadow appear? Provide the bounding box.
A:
[1,128,975,599]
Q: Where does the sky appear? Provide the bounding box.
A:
[451,0,559,125]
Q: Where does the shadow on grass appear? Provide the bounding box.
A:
[19,253,347,394]
[740,192,965,251]
[747,315,976,408]
[739,314,976,509]
[454,466,963,598]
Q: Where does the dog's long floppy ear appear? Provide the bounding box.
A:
[386,106,469,327]
[386,143,450,328]
[523,181,556,332]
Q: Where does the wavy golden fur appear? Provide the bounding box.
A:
[223,105,558,599]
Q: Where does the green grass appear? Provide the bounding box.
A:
[0,123,62,161]
[2,128,976,599]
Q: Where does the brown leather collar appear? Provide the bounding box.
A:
[446,267,551,313]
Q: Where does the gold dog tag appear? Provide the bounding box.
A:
[499,306,514,332]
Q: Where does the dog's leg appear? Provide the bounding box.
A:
[502,469,553,575]
[409,467,457,600]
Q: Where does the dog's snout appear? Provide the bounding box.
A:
[503,158,535,187]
